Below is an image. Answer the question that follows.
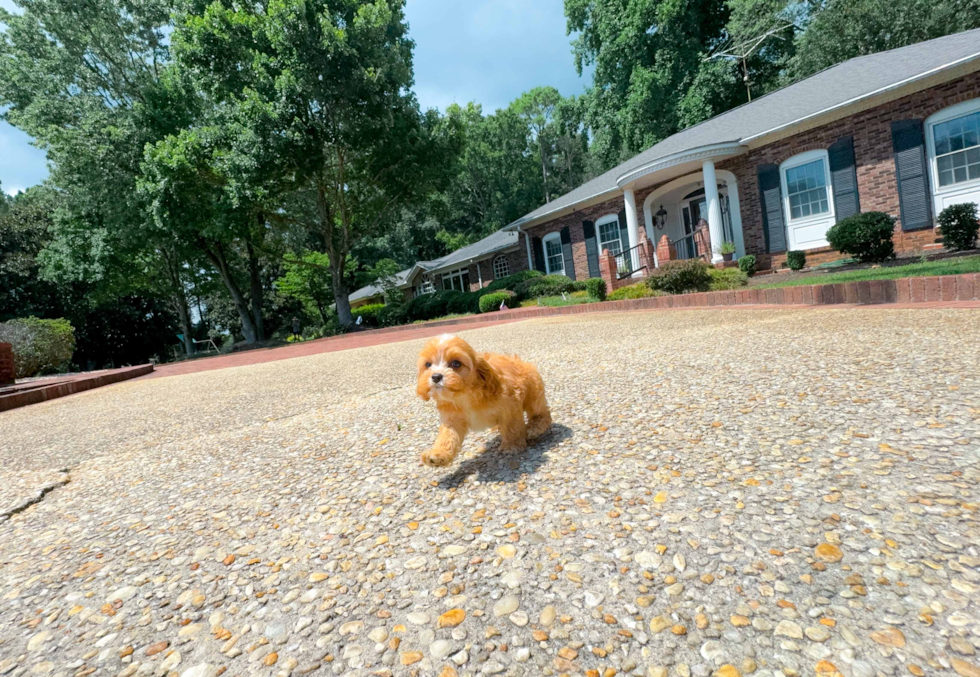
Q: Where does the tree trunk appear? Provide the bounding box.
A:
[246,240,265,341]
[331,257,353,327]
[540,146,550,203]
[310,279,329,326]
[160,247,194,357]
[201,240,258,344]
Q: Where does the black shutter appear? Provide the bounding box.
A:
[829,136,860,222]
[559,227,576,280]
[891,119,933,231]
[532,236,546,272]
[757,163,787,253]
[617,209,630,253]
[582,220,600,278]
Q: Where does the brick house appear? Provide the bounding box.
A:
[352,29,980,303]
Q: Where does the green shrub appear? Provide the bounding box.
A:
[825,211,896,263]
[608,283,661,300]
[585,277,607,301]
[646,259,712,294]
[353,303,387,327]
[938,203,979,251]
[447,291,480,316]
[708,267,749,290]
[738,254,757,276]
[0,317,76,378]
[478,290,516,313]
[512,274,584,301]
[786,250,807,271]
[535,293,594,307]
[483,269,543,293]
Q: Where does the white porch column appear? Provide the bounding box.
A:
[702,160,725,264]
[623,187,641,272]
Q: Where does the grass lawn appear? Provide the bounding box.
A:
[751,254,980,289]
[522,292,596,308]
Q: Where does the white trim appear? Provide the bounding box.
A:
[742,51,980,144]
[441,266,471,292]
[925,97,980,216]
[780,149,836,250]
[616,142,745,188]
[642,170,745,259]
[542,232,564,275]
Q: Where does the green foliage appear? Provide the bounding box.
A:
[826,212,896,263]
[585,277,607,301]
[708,267,749,290]
[274,251,340,327]
[738,254,757,276]
[646,259,712,295]
[938,203,979,252]
[535,292,594,307]
[0,317,76,378]
[607,283,661,301]
[512,275,585,301]
[720,241,737,255]
[405,291,469,323]
[786,250,807,271]
[483,269,543,293]
[479,290,516,313]
[353,303,387,328]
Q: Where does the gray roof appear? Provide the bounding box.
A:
[507,28,980,228]
[348,230,520,302]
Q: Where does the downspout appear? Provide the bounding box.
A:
[517,226,533,270]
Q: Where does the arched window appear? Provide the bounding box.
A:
[926,98,980,216]
[542,232,564,275]
[780,149,836,250]
[492,255,510,279]
[595,214,622,256]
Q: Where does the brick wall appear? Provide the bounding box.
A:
[0,342,14,386]
[721,74,980,260]
[468,247,528,291]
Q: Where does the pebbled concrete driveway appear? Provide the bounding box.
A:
[0,308,978,677]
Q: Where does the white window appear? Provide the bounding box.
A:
[596,214,622,255]
[441,267,471,292]
[492,255,510,279]
[926,99,980,217]
[542,232,564,275]
[780,150,836,251]
[414,276,434,298]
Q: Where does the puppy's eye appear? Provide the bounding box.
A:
[449,360,462,369]
[425,362,432,368]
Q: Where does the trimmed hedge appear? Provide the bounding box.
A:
[938,203,979,251]
[0,317,76,378]
[738,254,757,276]
[608,283,660,300]
[826,211,895,263]
[513,274,586,301]
[483,269,543,293]
[786,250,807,271]
[646,259,712,294]
[708,267,749,290]
[353,303,387,327]
[479,290,516,313]
[585,277,607,301]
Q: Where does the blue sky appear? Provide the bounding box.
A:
[0,0,590,196]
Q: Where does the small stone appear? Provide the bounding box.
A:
[714,666,741,677]
[509,611,529,626]
[539,605,556,626]
[493,595,519,617]
[869,628,906,648]
[805,626,831,642]
[27,632,50,652]
[814,544,843,563]
[438,609,465,628]
[650,616,669,633]
[431,640,453,660]
[264,653,279,666]
[401,651,424,666]
[952,659,980,677]
[180,665,211,677]
[775,621,803,639]
[145,641,169,656]
[439,668,459,677]
[340,620,364,635]
[408,612,430,625]
[369,627,388,643]
[496,544,517,559]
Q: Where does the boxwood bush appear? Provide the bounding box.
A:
[478,290,516,313]
[608,283,661,300]
[825,211,896,263]
[352,303,387,327]
[512,274,585,301]
[483,269,543,293]
[0,317,76,378]
[646,259,712,295]
[786,250,807,270]
[938,203,979,251]
[738,254,757,276]
[585,277,607,301]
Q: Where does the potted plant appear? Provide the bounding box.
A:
[719,241,737,262]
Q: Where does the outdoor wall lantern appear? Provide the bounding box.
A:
[654,205,668,230]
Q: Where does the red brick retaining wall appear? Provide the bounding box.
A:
[0,343,13,386]
[0,364,154,412]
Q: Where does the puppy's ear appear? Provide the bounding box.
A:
[474,356,501,398]
[416,380,430,401]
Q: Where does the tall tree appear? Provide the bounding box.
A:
[171,0,459,326]
[512,87,562,203]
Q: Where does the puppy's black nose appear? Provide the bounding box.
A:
[431,373,443,383]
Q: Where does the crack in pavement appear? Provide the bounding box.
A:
[0,469,71,522]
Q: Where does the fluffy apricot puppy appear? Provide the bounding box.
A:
[416,334,552,467]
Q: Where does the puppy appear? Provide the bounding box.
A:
[416,335,552,467]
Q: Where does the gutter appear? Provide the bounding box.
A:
[516,225,534,271]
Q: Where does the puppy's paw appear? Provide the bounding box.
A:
[527,413,552,438]
[498,440,527,455]
[421,449,455,467]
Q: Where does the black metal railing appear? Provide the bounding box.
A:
[615,243,648,280]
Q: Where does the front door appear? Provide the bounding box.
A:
[680,190,732,259]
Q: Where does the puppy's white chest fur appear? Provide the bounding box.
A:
[465,407,499,432]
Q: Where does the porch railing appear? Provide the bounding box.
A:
[615,243,648,280]
[670,225,710,261]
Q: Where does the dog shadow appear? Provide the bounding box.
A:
[436,423,573,489]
